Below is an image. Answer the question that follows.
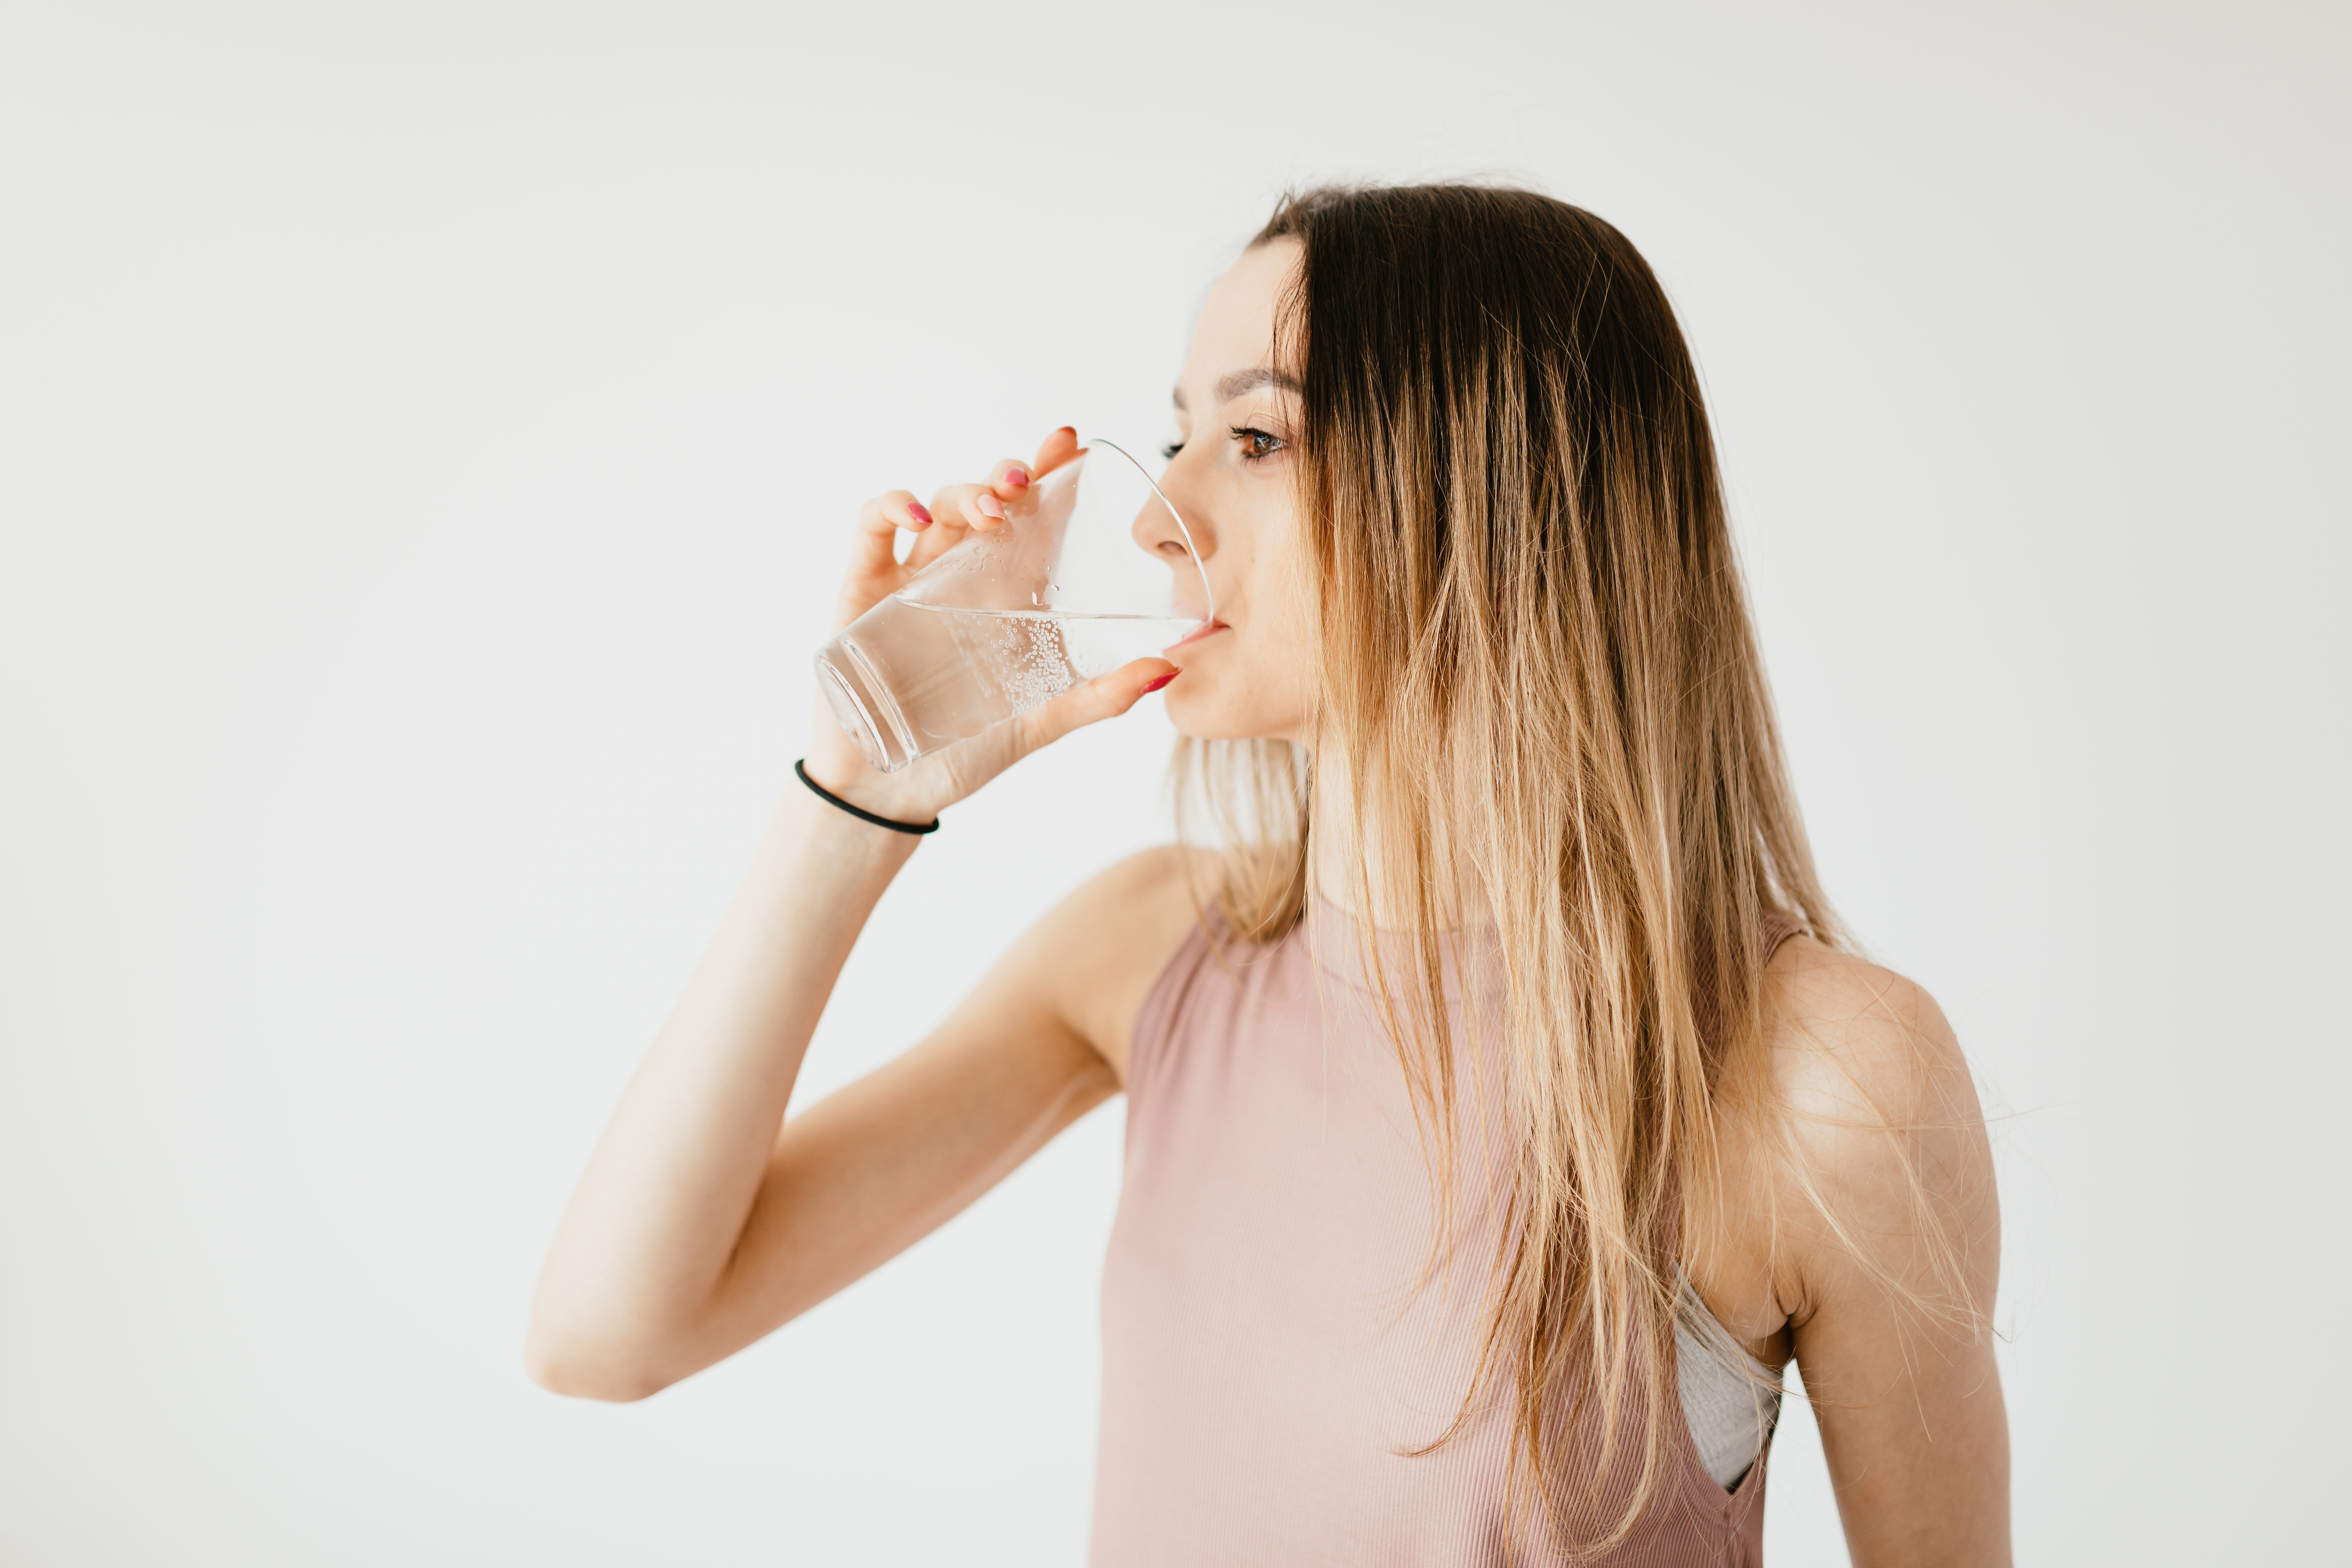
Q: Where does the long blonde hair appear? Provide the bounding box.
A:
[1176,184,1841,1548]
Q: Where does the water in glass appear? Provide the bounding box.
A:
[819,594,1191,772]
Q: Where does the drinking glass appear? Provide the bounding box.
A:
[814,438,1214,774]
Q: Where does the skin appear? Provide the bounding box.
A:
[528,238,2009,1565]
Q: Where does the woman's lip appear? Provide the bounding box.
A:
[1167,619,1227,652]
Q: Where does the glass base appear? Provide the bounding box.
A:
[815,645,910,774]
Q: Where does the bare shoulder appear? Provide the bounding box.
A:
[1746,941,2011,1554]
[989,844,1210,1084]
[1758,937,1998,1323]
[1763,937,1974,1129]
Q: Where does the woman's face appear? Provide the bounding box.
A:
[1153,238,1316,746]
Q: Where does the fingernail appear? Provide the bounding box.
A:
[1142,672,1178,694]
[907,500,933,525]
[976,494,1005,520]
[1058,425,1077,438]
[1006,465,1030,489]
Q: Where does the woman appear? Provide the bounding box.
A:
[528,184,2009,1565]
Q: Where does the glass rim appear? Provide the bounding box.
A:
[1081,434,1218,627]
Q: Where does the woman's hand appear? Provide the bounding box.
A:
[805,426,1178,825]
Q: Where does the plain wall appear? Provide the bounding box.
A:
[2,1,2345,1562]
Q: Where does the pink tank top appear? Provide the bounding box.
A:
[1091,900,1802,1566]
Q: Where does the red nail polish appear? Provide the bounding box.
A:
[907,500,933,525]
[1006,466,1030,488]
[1142,672,1178,694]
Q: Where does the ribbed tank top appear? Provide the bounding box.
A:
[1091,901,1802,1566]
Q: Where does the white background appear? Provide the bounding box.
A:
[3,2,2345,1562]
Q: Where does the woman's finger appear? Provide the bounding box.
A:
[984,456,1044,533]
[1009,658,1178,758]
[1030,426,1081,480]
[836,492,935,625]
[904,483,982,571]
[931,480,1009,534]
[986,456,1035,498]
[901,435,1078,576]
[846,490,932,581]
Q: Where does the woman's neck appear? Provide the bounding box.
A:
[1307,743,1486,933]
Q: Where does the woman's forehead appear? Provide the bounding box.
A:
[1176,241,1300,407]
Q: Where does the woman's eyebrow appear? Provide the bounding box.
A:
[1173,368,1302,413]
[1214,368,1300,401]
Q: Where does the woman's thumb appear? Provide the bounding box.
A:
[1015,659,1178,754]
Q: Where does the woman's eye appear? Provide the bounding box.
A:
[1161,440,1185,461]
[1230,425,1287,461]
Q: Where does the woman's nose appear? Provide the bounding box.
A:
[1146,455,1216,559]
[1132,464,1216,621]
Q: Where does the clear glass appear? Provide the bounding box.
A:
[814,438,1214,773]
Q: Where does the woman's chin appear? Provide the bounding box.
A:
[1159,690,1299,746]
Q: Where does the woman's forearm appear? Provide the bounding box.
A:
[526,783,918,1399]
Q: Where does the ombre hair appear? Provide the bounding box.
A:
[1175,183,1845,1549]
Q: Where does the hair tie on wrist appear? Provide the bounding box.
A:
[795,760,940,835]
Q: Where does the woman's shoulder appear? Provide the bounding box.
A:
[1007,844,1213,1084]
[1750,936,1996,1317]
[1049,842,1212,950]
[1759,937,1975,1132]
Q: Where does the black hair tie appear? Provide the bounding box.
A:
[794,759,940,835]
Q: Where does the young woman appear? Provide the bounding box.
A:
[528,185,2009,1566]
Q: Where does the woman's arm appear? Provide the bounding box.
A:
[526,783,921,1401]
[1769,946,2011,1566]
[526,432,1185,1402]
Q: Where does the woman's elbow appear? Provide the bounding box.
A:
[524,1324,673,1404]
